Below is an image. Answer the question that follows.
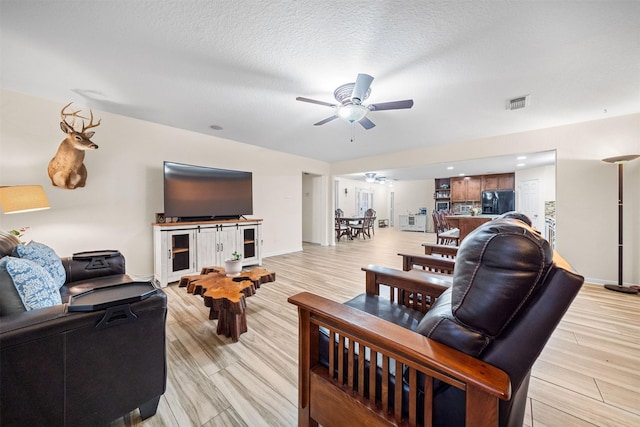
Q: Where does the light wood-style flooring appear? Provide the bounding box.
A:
[114,227,640,427]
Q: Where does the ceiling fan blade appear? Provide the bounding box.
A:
[368,99,414,111]
[351,74,374,103]
[296,97,337,108]
[359,116,376,130]
[314,115,339,126]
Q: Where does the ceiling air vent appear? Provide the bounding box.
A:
[506,95,530,110]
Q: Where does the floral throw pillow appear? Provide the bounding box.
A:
[5,256,62,310]
[14,241,66,288]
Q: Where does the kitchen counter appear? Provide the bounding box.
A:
[445,215,497,242]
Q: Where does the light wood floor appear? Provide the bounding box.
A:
[114,227,640,427]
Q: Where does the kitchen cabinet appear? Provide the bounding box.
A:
[434,178,451,201]
[153,219,262,287]
[434,178,451,211]
[450,178,465,202]
[482,173,515,191]
[467,177,481,200]
[451,176,482,202]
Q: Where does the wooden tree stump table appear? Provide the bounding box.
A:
[178,266,276,342]
[199,266,276,289]
[202,277,252,342]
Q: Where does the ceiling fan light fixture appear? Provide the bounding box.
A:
[338,104,368,123]
[365,172,377,183]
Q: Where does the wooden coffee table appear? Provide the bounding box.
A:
[179,266,276,342]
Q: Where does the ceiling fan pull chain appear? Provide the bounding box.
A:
[350,123,356,143]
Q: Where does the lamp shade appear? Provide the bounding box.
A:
[0,185,51,214]
[602,154,640,164]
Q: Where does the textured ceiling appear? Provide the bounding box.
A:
[2,1,639,171]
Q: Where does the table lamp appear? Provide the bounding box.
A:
[0,185,51,214]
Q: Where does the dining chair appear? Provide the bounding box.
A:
[433,210,460,246]
[335,209,351,241]
[351,213,374,239]
[365,209,377,235]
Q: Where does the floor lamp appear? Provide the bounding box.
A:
[602,155,639,294]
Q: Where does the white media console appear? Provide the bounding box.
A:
[152,219,262,287]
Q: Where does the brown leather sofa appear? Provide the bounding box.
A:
[0,250,167,426]
[289,217,584,427]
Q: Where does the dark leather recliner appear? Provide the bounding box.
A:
[0,251,167,426]
[289,217,584,427]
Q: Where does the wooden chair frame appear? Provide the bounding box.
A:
[432,211,460,246]
[422,243,459,258]
[288,268,511,427]
[398,253,456,274]
[335,217,351,241]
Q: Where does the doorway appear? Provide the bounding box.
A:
[302,172,326,245]
[519,179,542,231]
[390,191,395,227]
[356,187,373,217]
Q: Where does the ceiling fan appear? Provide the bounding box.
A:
[296,73,414,130]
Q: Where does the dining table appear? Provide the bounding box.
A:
[337,216,376,239]
[336,217,363,240]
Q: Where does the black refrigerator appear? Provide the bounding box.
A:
[481,190,515,215]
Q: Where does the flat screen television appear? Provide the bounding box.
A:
[163,161,253,221]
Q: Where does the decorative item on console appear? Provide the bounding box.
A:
[224,251,243,277]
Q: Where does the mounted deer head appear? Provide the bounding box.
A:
[47,102,101,189]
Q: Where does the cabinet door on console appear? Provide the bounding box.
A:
[167,230,197,282]
[218,225,241,262]
[196,227,218,271]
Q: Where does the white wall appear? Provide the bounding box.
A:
[3,90,639,285]
[0,90,329,277]
[334,177,393,222]
[335,177,386,217]
[331,114,640,286]
[390,179,434,232]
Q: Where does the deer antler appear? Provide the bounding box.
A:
[81,109,101,132]
[60,102,101,133]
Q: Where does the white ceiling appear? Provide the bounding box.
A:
[1,1,639,176]
[340,150,557,183]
